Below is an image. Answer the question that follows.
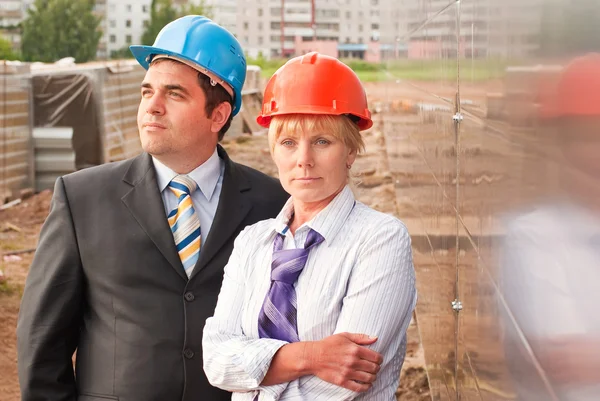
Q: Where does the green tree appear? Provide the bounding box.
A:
[183,2,213,17]
[0,36,19,60]
[21,0,102,63]
[110,46,135,60]
[141,0,212,46]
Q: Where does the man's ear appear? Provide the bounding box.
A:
[210,102,233,133]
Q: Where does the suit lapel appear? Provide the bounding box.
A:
[121,153,188,281]
[191,146,252,277]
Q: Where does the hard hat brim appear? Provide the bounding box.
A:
[257,110,373,131]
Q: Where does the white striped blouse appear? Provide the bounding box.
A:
[202,185,417,400]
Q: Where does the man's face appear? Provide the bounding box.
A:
[137,60,218,165]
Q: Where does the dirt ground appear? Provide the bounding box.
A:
[0,119,429,400]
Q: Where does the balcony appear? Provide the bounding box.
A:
[0,10,22,19]
[283,27,315,36]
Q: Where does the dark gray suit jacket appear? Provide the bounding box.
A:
[17,146,289,401]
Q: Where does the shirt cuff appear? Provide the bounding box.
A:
[232,339,288,388]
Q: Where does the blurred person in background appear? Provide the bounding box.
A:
[16,16,287,401]
[202,52,417,400]
[500,53,600,401]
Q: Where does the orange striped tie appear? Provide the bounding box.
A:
[167,175,201,277]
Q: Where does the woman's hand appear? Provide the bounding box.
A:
[305,332,383,392]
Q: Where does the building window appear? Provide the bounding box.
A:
[258,37,263,45]
[143,5,148,13]
[258,22,263,30]
[109,20,116,28]
[370,0,378,5]
[244,22,249,30]
[258,8,263,17]
[126,4,132,12]
[345,11,351,18]
[143,20,149,28]
[371,23,379,30]
[126,35,132,43]
[110,35,116,43]
[358,25,363,32]
[126,20,131,28]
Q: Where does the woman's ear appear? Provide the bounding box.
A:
[346,147,357,167]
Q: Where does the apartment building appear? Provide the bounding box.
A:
[235,0,546,61]
[1,0,549,62]
[236,0,405,60]
[103,0,151,58]
[202,0,237,34]
[401,0,545,59]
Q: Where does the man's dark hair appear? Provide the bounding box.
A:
[197,72,235,141]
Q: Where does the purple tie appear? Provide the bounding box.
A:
[258,228,324,343]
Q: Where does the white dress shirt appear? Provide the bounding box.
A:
[501,202,600,401]
[152,148,224,248]
[203,185,417,401]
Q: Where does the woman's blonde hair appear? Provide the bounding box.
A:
[267,114,365,154]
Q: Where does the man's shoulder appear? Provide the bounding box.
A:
[61,154,141,186]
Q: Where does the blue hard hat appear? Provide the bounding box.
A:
[130,15,246,116]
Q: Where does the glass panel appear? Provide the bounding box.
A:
[456,0,600,400]
[381,1,462,399]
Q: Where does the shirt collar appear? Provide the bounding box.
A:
[152,148,222,201]
[273,185,356,245]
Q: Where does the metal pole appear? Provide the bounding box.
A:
[1,59,6,200]
[281,0,285,57]
[471,22,474,82]
[311,0,316,41]
[453,2,462,400]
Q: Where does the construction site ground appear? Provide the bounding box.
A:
[0,78,506,400]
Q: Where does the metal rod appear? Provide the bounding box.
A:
[281,0,285,57]
[2,59,7,202]
[311,0,316,41]
[453,2,462,400]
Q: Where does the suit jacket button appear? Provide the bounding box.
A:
[183,348,194,359]
[184,292,195,302]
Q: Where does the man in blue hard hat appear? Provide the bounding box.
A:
[17,16,288,401]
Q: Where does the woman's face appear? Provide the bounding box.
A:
[272,127,356,205]
[560,117,600,179]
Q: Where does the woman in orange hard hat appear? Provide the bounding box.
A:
[501,53,600,401]
[203,52,417,400]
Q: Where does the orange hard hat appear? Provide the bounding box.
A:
[256,52,373,130]
[549,53,600,118]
